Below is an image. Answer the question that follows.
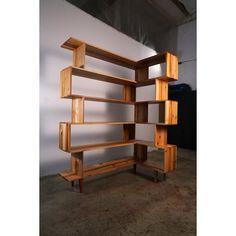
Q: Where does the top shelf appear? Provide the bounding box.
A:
[61,37,137,70]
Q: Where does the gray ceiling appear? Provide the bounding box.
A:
[66,0,196,52]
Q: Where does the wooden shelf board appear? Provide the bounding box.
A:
[70,140,136,152]
[59,170,82,182]
[136,52,167,68]
[61,37,137,69]
[69,66,137,86]
[136,76,175,87]
[71,122,135,125]
[84,157,135,177]
[65,95,134,104]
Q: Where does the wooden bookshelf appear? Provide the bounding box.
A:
[58,37,179,192]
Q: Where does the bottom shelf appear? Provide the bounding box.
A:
[59,170,82,182]
[84,157,135,177]
[59,157,136,181]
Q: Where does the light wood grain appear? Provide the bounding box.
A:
[155,79,168,100]
[59,122,71,152]
[154,125,167,146]
[60,67,72,97]
[166,53,178,81]
[72,98,84,123]
[73,43,85,68]
[61,37,137,69]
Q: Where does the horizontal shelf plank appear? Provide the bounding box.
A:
[69,66,137,86]
[136,52,167,68]
[84,157,135,177]
[60,121,176,126]
[72,122,135,125]
[135,76,175,87]
[65,95,134,104]
[70,140,136,152]
[61,37,137,69]
[59,170,82,182]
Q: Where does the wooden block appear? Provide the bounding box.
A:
[165,101,178,124]
[60,67,72,97]
[71,152,83,177]
[135,67,148,82]
[73,43,86,68]
[164,145,177,172]
[166,53,178,81]
[134,144,147,161]
[72,98,84,123]
[123,124,135,140]
[59,122,71,152]
[155,79,168,100]
[135,103,148,123]
[154,125,167,146]
[123,85,136,102]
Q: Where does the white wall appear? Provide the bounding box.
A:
[40,0,159,176]
[176,20,196,90]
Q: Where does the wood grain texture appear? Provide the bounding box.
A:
[59,122,71,152]
[72,98,84,123]
[71,152,83,177]
[123,124,135,141]
[165,101,178,124]
[73,43,85,68]
[134,144,147,162]
[61,37,137,69]
[154,125,167,146]
[60,67,72,97]
[155,79,168,100]
[135,103,148,123]
[123,85,136,102]
[164,145,177,172]
[166,52,178,81]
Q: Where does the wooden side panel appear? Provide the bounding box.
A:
[134,144,147,162]
[60,67,72,97]
[123,124,135,141]
[135,67,148,82]
[165,101,178,124]
[72,98,84,123]
[135,103,148,122]
[164,145,177,172]
[71,152,83,177]
[166,53,178,80]
[155,79,168,100]
[59,123,71,152]
[123,85,136,102]
[154,125,167,146]
[73,43,86,68]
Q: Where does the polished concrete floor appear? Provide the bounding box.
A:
[40,148,196,236]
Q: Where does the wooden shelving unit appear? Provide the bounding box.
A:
[59,37,179,192]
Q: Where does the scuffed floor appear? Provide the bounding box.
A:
[40,148,196,236]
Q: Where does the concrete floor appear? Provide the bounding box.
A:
[40,148,196,236]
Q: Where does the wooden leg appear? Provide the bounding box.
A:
[79,179,83,193]
[133,164,137,174]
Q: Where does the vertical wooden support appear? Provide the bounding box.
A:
[71,152,84,193]
[135,67,148,82]
[154,125,167,146]
[155,79,168,100]
[60,67,72,97]
[158,101,178,124]
[165,101,178,124]
[72,98,84,123]
[123,124,135,141]
[59,122,71,152]
[166,53,178,80]
[135,103,148,123]
[134,144,147,162]
[123,85,136,102]
[164,145,177,172]
[73,44,86,68]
